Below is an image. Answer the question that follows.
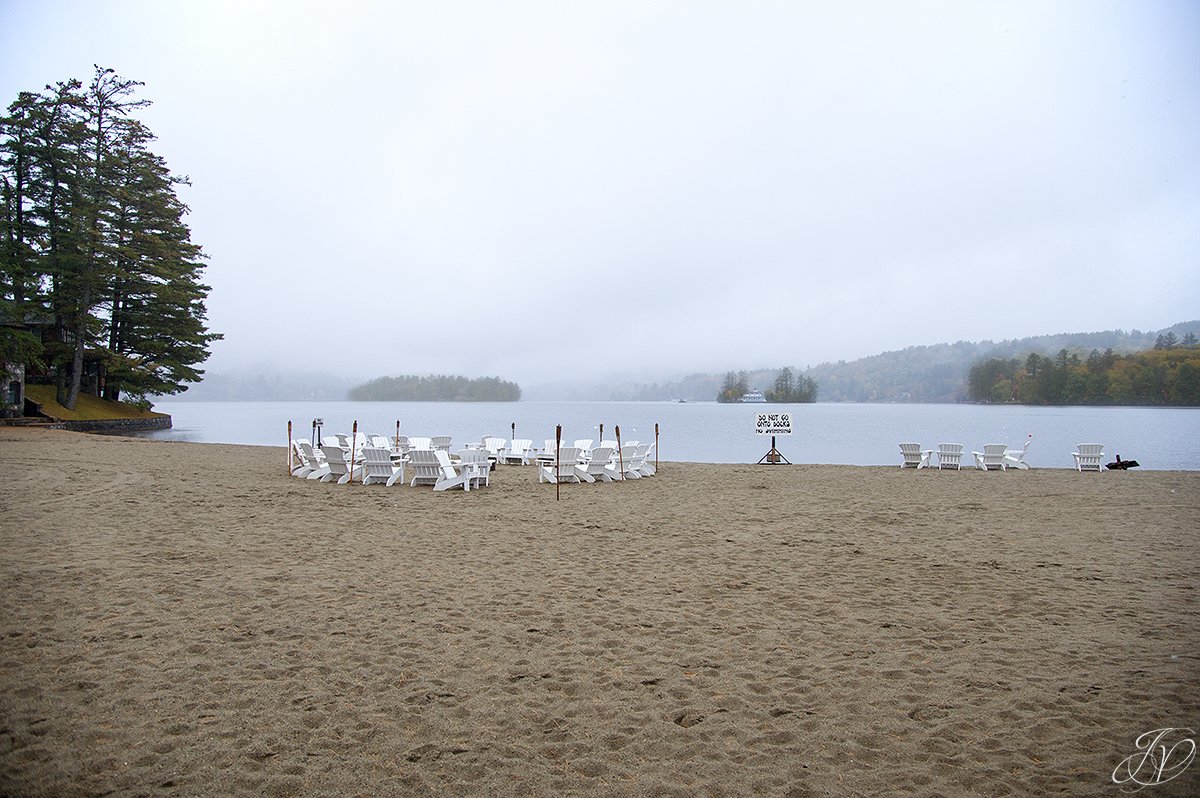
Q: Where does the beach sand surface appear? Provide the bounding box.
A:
[1,428,1197,797]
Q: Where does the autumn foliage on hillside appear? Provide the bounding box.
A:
[968,333,1200,406]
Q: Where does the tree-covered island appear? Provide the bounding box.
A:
[716,367,817,403]
[349,374,521,402]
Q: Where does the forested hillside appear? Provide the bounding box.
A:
[968,335,1200,405]
[604,321,1199,402]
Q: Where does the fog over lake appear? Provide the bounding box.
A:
[3,1,1197,388]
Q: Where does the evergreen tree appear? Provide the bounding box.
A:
[767,367,795,402]
[0,67,218,407]
[717,371,740,402]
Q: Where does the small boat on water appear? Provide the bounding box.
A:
[740,390,767,403]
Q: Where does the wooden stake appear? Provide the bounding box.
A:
[599,423,603,445]
[615,425,624,480]
[288,420,293,474]
[395,420,400,451]
[655,422,659,473]
[350,420,358,484]
[555,424,562,502]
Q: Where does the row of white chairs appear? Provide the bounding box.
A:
[899,439,1033,471]
[536,442,657,484]
[900,439,1106,471]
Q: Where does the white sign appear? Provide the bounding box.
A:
[754,412,793,435]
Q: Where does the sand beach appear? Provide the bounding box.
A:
[1,427,1197,797]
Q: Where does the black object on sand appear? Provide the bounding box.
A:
[1106,454,1140,470]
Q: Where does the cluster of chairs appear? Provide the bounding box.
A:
[527,439,657,484]
[290,432,490,492]
[289,432,660,491]
[899,438,1033,471]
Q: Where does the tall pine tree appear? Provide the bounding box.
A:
[0,67,219,408]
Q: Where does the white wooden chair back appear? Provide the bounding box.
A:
[1073,443,1104,472]
[899,442,926,468]
[360,447,398,484]
[457,449,491,488]
[581,447,615,480]
[320,445,351,478]
[936,443,963,470]
[408,449,442,485]
[974,444,1007,471]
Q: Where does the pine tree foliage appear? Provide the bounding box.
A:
[0,67,219,407]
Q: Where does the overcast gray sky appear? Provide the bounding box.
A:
[3,0,1197,385]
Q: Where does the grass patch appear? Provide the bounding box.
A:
[24,385,167,421]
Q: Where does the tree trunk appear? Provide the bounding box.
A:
[64,330,85,410]
[63,283,91,410]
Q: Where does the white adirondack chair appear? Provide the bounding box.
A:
[899,443,931,469]
[431,435,453,452]
[1004,436,1033,470]
[481,437,507,464]
[409,450,474,491]
[319,445,357,484]
[576,447,616,482]
[972,444,1008,471]
[534,439,558,466]
[622,444,651,479]
[501,439,534,465]
[360,446,405,487]
[292,440,329,479]
[639,442,657,476]
[936,443,963,470]
[539,447,581,483]
[1073,443,1104,472]
[456,449,490,490]
[612,443,641,480]
[407,437,433,451]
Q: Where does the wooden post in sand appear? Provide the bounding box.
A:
[615,425,624,480]
[350,420,359,484]
[512,422,516,444]
[655,422,659,473]
[395,420,400,451]
[555,424,562,502]
[288,420,293,474]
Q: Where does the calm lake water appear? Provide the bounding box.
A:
[138,401,1200,470]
